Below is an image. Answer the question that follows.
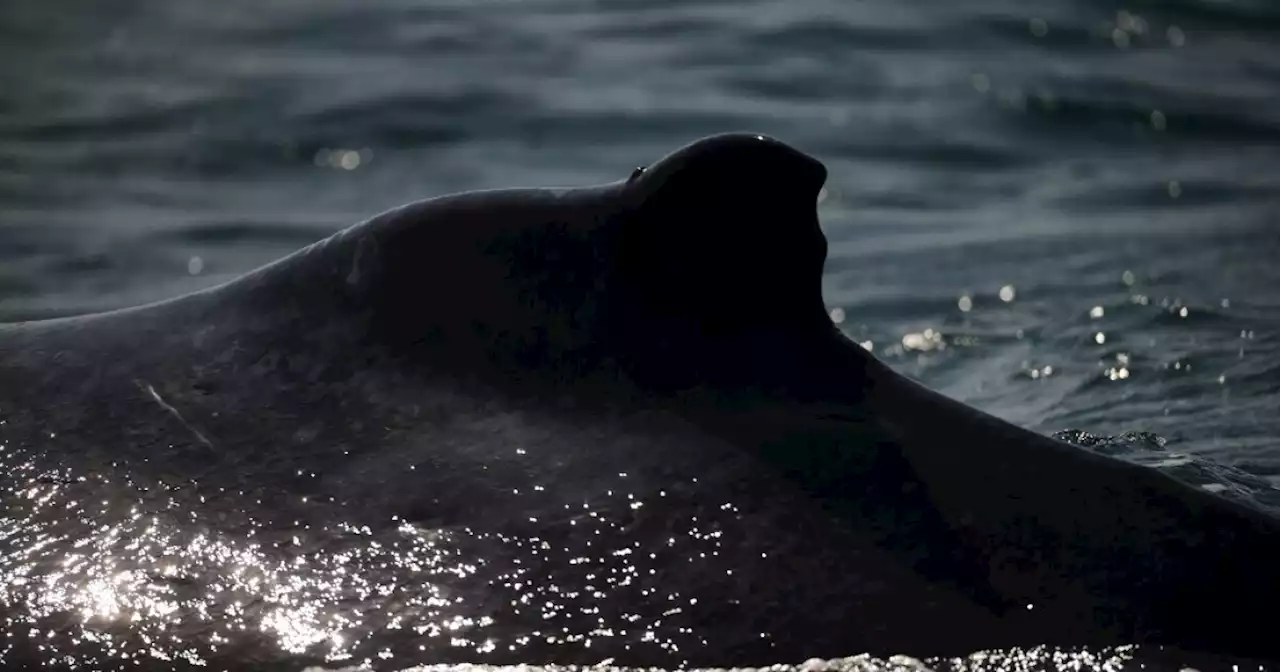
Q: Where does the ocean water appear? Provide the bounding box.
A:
[1,0,1278,670]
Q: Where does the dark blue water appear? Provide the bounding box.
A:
[2,0,1279,670]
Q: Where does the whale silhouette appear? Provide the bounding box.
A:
[0,133,1276,671]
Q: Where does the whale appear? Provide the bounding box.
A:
[0,133,1277,672]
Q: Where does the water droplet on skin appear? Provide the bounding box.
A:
[1167,25,1185,46]
[958,295,973,312]
[828,307,845,324]
[999,285,1016,302]
[187,256,204,275]
[1029,19,1048,37]
[1168,180,1182,198]
[1090,306,1105,319]
[1095,332,1107,345]
[1150,110,1166,131]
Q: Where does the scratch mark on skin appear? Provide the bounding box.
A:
[347,234,378,287]
[137,379,215,449]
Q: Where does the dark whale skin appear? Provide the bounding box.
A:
[0,134,1277,670]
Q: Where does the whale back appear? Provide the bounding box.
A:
[0,135,834,392]
[1,134,1279,669]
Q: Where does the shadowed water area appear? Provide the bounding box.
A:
[1,0,1278,670]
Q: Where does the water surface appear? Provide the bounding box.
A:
[1,0,1278,669]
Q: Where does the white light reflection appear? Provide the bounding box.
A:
[0,427,744,668]
[0,432,492,668]
[319,646,1144,672]
[0,425,1226,672]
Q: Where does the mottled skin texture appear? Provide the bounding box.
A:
[0,134,1277,670]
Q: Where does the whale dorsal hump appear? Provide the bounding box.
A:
[618,133,830,334]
